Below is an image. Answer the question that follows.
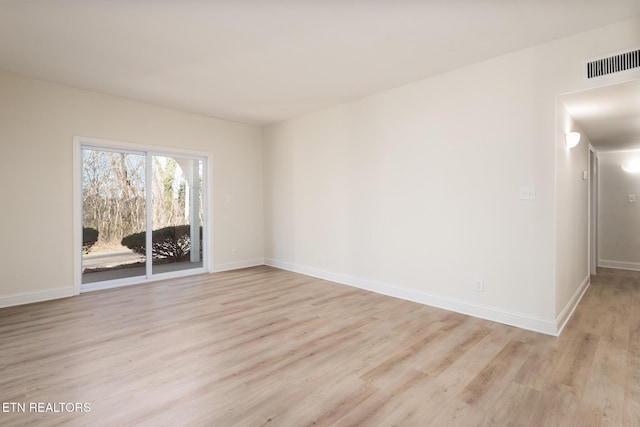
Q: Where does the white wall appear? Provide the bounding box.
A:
[0,71,264,306]
[264,17,640,334]
[554,106,590,330]
[598,150,640,269]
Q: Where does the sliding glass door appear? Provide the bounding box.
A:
[80,142,207,289]
[150,155,203,275]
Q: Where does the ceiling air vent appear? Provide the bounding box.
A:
[587,49,640,79]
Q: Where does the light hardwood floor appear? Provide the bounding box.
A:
[1,266,638,426]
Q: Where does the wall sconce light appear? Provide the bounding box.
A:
[622,159,640,173]
[565,132,581,149]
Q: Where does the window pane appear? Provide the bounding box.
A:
[82,149,146,283]
[151,156,203,274]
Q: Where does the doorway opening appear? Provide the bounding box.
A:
[561,78,640,275]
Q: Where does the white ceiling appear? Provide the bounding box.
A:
[0,0,639,125]
[562,79,640,152]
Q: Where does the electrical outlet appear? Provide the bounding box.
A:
[474,279,484,292]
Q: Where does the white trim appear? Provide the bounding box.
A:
[265,259,558,336]
[205,154,213,273]
[598,259,640,271]
[72,138,82,295]
[212,258,265,273]
[0,288,74,308]
[145,152,153,278]
[556,274,590,336]
[75,136,211,158]
[589,147,598,276]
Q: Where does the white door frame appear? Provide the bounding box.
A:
[589,146,598,276]
[73,136,212,294]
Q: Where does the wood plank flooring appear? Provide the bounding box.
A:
[0,266,638,426]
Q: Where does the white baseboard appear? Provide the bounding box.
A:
[556,274,590,336]
[265,258,558,336]
[0,287,75,309]
[598,259,640,271]
[212,258,265,273]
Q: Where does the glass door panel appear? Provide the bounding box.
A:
[81,148,146,284]
[151,155,203,274]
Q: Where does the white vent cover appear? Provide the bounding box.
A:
[587,49,640,79]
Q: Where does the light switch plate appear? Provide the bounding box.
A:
[520,186,536,200]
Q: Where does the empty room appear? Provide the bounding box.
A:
[1,1,640,426]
